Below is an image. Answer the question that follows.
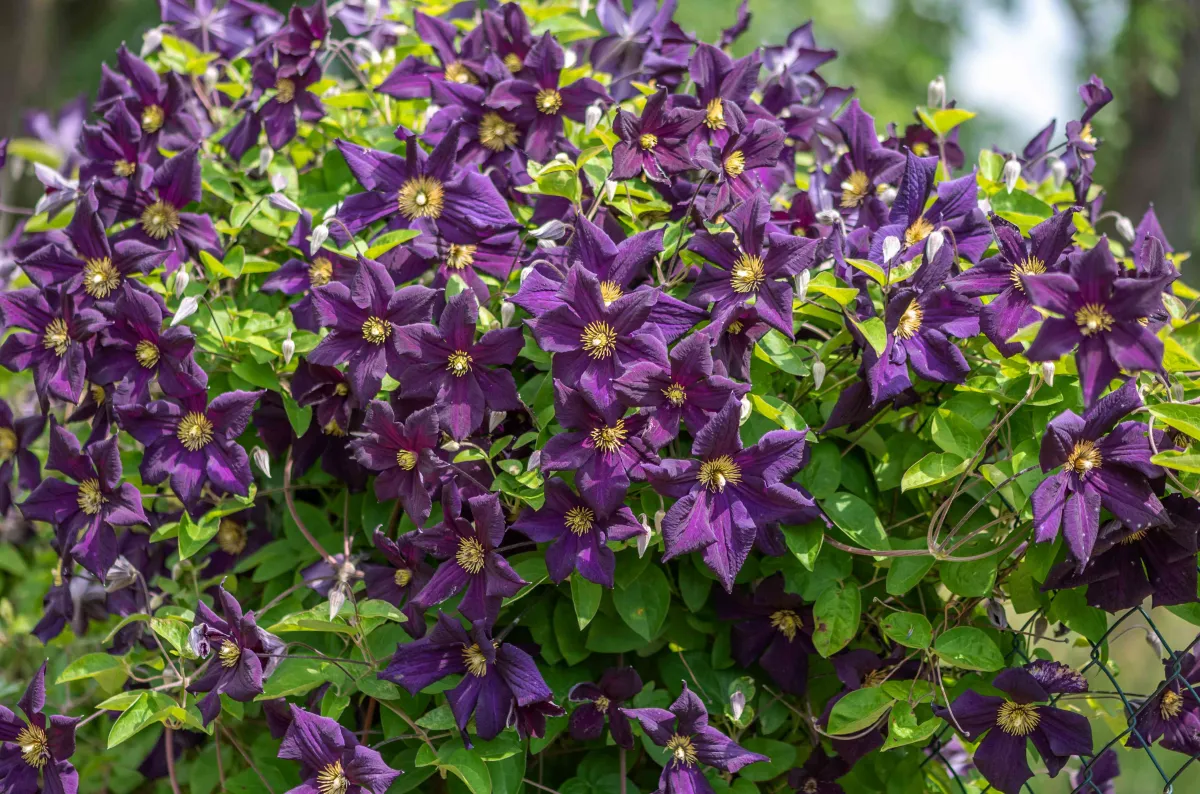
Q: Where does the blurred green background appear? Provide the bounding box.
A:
[0,0,1197,790]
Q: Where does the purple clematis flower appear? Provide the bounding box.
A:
[386,225,522,306]
[0,399,44,517]
[688,192,818,338]
[489,32,611,162]
[159,0,284,58]
[392,292,523,440]
[591,0,692,100]
[277,704,401,794]
[1031,378,1169,567]
[32,565,110,644]
[79,103,147,186]
[1071,748,1119,794]
[308,256,436,400]
[335,125,515,245]
[933,661,1092,794]
[827,99,905,230]
[715,574,814,695]
[643,400,814,591]
[539,381,656,515]
[427,81,526,179]
[679,44,767,148]
[261,211,358,333]
[692,107,785,218]
[622,683,768,794]
[256,50,324,147]
[19,421,147,578]
[568,667,643,748]
[948,209,1077,356]
[348,401,441,527]
[363,529,432,638]
[288,360,369,491]
[117,389,264,516]
[1042,493,1199,612]
[187,585,285,725]
[512,477,643,587]
[411,486,527,621]
[89,285,207,404]
[101,45,203,155]
[480,2,535,79]
[0,288,108,405]
[1126,651,1200,756]
[612,89,701,183]
[0,661,80,794]
[615,332,744,449]
[20,188,169,307]
[274,0,329,74]
[377,11,484,99]
[1023,237,1172,406]
[787,748,848,794]
[379,611,557,744]
[101,146,222,274]
[529,265,668,404]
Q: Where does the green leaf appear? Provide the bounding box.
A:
[753,330,810,376]
[737,738,792,781]
[826,687,895,735]
[847,314,887,356]
[880,612,932,649]
[150,617,195,657]
[677,558,712,612]
[882,702,943,750]
[901,452,968,490]
[613,563,670,641]
[799,441,841,500]
[939,555,998,598]
[978,149,1004,182]
[845,257,886,286]
[933,627,1004,671]
[812,580,861,657]
[821,492,889,550]
[178,512,221,560]
[282,392,313,436]
[416,704,458,730]
[365,229,422,259]
[570,575,602,630]
[1151,450,1200,474]
[930,409,983,458]
[917,107,976,135]
[57,653,124,683]
[782,523,823,571]
[415,740,492,794]
[750,393,806,431]
[107,692,175,748]
[886,545,935,596]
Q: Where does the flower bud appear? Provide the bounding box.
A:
[882,235,900,264]
[174,268,190,298]
[729,691,746,722]
[1050,158,1068,189]
[363,0,381,24]
[794,269,810,302]
[977,198,992,214]
[328,582,348,620]
[441,439,461,453]
[1173,381,1185,401]
[1145,628,1164,656]
[579,0,591,17]
[604,179,618,202]
[253,447,272,479]
[1115,214,1135,243]
[1040,361,1055,386]
[308,223,329,252]
[188,625,211,658]
[554,152,570,163]
[1002,157,1021,194]
[984,599,1008,629]
[564,49,578,69]
[268,192,300,213]
[530,219,566,240]
[141,27,164,57]
[879,186,897,206]
[259,147,274,173]
[815,209,841,226]
[585,103,603,135]
[927,75,946,108]
[925,229,944,262]
[738,395,752,425]
[527,450,541,471]
[812,360,826,389]
[203,66,219,92]
[171,296,199,327]
[489,411,506,433]
[282,333,295,365]
[105,556,138,593]
[636,514,653,558]
[500,301,515,327]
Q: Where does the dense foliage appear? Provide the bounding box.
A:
[0,2,1198,793]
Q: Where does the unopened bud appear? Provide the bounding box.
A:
[268,192,300,213]
[489,411,506,433]
[174,268,190,298]
[738,395,752,425]
[636,514,653,558]
[812,360,826,389]
[795,269,810,302]
[441,439,461,453]
[1050,158,1068,189]
[171,296,199,327]
[253,447,272,478]
[259,147,274,173]
[527,449,541,471]
[927,75,946,108]
[977,198,992,214]
[585,104,603,135]
[203,66,219,92]
[308,223,329,252]
[188,625,211,658]
[815,209,841,227]
[882,235,901,263]
[729,691,746,722]
[328,583,348,620]
[604,179,618,202]
[530,219,566,240]
[500,301,515,327]
[984,599,1008,629]
[579,0,591,18]
[141,27,164,58]
[1002,157,1021,194]
[564,49,578,69]
[1172,381,1185,401]
[554,152,570,163]
[363,0,381,24]
[1145,628,1164,656]
[879,186,897,206]
[1040,361,1055,386]
[925,229,945,261]
[105,556,138,592]
[1115,214,1135,243]
[282,333,295,365]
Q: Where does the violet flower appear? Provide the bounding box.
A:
[79,103,147,186]
[0,288,108,405]
[787,748,848,794]
[480,2,535,78]
[611,89,701,183]
[0,661,80,794]
[933,661,1093,794]
[489,32,611,162]
[335,124,515,244]
[386,226,522,306]
[363,529,432,638]
[32,566,110,644]
[274,0,330,74]
[827,99,905,230]
[688,191,818,338]
[1071,748,1119,794]
[411,487,527,621]
[622,683,768,794]
[117,389,264,516]
[948,209,1077,356]
[529,265,668,404]
[391,292,523,440]
[680,44,767,148]
[590,0,691,100]
[1023,237,1172,405]
[261,211,359,333]
[643,400,814,591]
[377,11,484,99]
[252,53,324,150]
[427,81,525,178]
[187,585,285,725]
[1126,651,1200,756]
[512,477,643,587]
[19,422,147,578]
[308,256,436,399]
[0,400,44,517]
[90,284,207,404]
[102,45,203,154]
[539,381,656,516]
[348,401,441,527]
[567,667,643,748]
[715,574,814,695]
[615,332,743,449]
[702,306,770,381]
[379,612,557,743]
[692,107,785,218]
[1031,378,1169,567]
[160,0,284,59]
[277,705,401,794]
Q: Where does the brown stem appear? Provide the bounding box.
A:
[283,451,336,563]
[165,726,183,794]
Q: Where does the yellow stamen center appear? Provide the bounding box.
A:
[140,200,181,240]
[323,420,346,437]
[334,383,350,397]
[135,340,161,369]
[83,257,121,298]
[1066,439,1102,475]
[394,567,413,587]
[840,170,871,208]
[1161,689,1184,720]
[1120,529,1149,545]
[456,537,487,574]
[316,761,350,794]
[397,175,445,220]
[594,695,611,711]
[478,112,519,152]
[639,133,658,150]
[361,316,391,345]
[141,104,165,133]
[275,78,296,103]
[904,216,934,247]
[463,643,489,677]
[564,506,595,536]
[699,455,742,493]
[862,667,892,688]
[447,351,473,377]
[503,53,523,73]
[76,478,107,515]
[217,519,248,554]
[728,320,744,334]
[0,428,17,461]
[113,159,137,178]
[770,609,803,641]
[996,701,1040,736]
[535,88,563,115]
[446,244,477,270]
[730,253,765,293]
[444,62,475,84]
[395,450,417,471]
[894,299,923,340]
[666,734,698,766]
[590,420,627,454]
[662,382,686,406]
[42,318,71,356]
[580,321,617,359]
[1075,303,1114,336]
[176,412,214,452]
[724,150,746,178]
[89,383,106,404]
[309,257,333,287]
[1009,257,1046,292]
[599,281,624,304]
[1079,122,1097,146]
[704,98,726,130]
[16,725,49,769]
[218,639,241,668]
[911,142,930,156]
